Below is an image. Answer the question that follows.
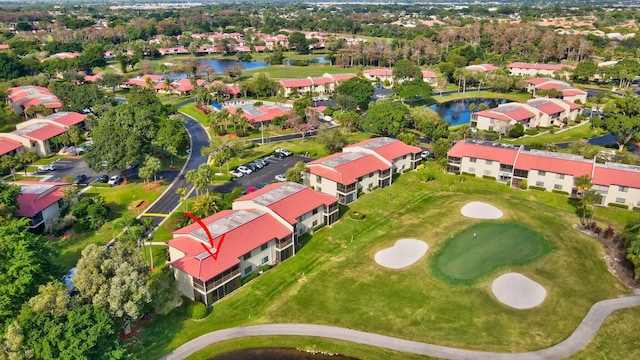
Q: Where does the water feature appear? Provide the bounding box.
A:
[167,57,327,79]
[429,97,510,127]
[208,347,359,360]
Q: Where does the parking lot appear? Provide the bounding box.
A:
[211,155,312,193]
[36,157,138,185]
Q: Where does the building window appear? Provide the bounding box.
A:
[485,160,492,165]
[620,186,629,193]
[316,175,321,183]
[243,252,251,261]
[538,170,546,176]
[616,197,626,204]
[469,158,477,163]
[556,174,565,179]
[483,170,491,175]
[244,266,252,275]
[312,208,318,215]
[536,181,544,187]
[312,220,318,227]
[299,213,306,221]
[554,184,563,190]
[261,256,268,265]
[468,167,475,172]
[369,173,374,178]
[261,243,268,251]
[357,177,363,182]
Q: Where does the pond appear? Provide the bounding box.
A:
[208,347,359,360]
[167,57,328,79]
[429,97,510,127]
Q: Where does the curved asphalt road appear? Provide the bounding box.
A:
[140,113,209,228]
[161,295,640,360]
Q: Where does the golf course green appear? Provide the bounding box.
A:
[432,222,553,284]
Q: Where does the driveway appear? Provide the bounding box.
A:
[211,155,311,193]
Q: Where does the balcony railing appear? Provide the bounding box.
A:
[276,238,293,249]
[337,184,356,193]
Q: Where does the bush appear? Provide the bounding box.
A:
[528,185,546,191]
[633,206,640,212]
[603,225,615,239]
[519,180,528,189]
[461,171,476,177]
[242,271,260,285]
[552,189,570,195]
[506,180,511,187]
[195,104,211,115]
[402,168,412,174]
[416,164,425,171]
[608,202,629,209]
[186,302,208,319]
[313,223,326,232]
[482,175,496,180]
[348,209,366,221]
[525,128,539,136]
[509,123,525,138]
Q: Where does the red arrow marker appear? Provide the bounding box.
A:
[183,212,226,260]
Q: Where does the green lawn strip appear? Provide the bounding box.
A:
[185,336,435,360]
[243,65,356,80]
[569,307,640,359]
[180,103,209,125]
[431,222,553,284]
[432,90,531,103]
[128,165,628,358]
[141,244,169,268]
[507,123,606,145]
[54,182,166,271]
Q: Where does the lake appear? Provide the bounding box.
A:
[429,97,510,126]
[168,57,328,79]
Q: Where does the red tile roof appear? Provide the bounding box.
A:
[14,123,67,141]
[0,137,22,156]
[347,137,421,162]
[331,73,357,82]
[236,182,337,225]
[527,100,565,115]
[169,209,291,281]
[473,110,512,122]
[311,77,334,85]
[280,78,313,88]
[447,140,519,164]
[466,64,499,72]
[421,70,437,78]
[593,164,640,189]
[11,181,66,218]
[515,152,593,177]
[48,112,86,127]
[83,72,104,82]
[365,69,393,77]
[307,152,389,185]
[562,100,582,110]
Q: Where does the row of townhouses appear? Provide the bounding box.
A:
[168,137,422,305]
[448,139,640,209]
[471,97,582,131]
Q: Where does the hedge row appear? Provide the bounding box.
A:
[528,185,546,191]
[608,202,629,209]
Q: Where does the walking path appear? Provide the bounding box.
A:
[161,295,640,360]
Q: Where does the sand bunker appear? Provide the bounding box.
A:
[375,239,428,269]
[461,202,504,219]
[491,272,547,309]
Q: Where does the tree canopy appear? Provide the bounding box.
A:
[360,100,409,137]
[591,96,640,150]
[335,77,374,111]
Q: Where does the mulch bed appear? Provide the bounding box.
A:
[142,181,161,191]
[137,315,153,324]
[118,325,138,340]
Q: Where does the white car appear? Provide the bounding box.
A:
[275,174,287,182]
[237,166,253,175]
[275,148,292,157]
[230,169,244,178]
[108,175,123,186]
[38,164,56,171]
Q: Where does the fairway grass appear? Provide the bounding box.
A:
[129,165,631,358]
[431,222,553,284]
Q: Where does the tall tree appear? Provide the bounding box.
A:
[591,96,640,151]
[393,59,422,83]
[334,77,374,111]
[0,182,20,225]
[360,100,409,137]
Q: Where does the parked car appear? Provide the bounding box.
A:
[126,162,139,170]
[38,163,56,171]
[237,166,253,175]
[74,174,88,185]
[421,150,432,159]
[275,148,292,157]
[246,186,257,193]
[108,175,123,186]
[256,158,269,167]
[257,182,268,189]
[275,174,287,182]
[273,151,287,159]
[230,169,244,178]
[251,161,264,169]
[95,174,109,183]
[247,163,258,172]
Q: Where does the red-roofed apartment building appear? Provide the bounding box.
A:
[11,181,66,232]
[508,62,575,79]
[471,98,581,131]
[233,182,340,237]
[447,139,640,209]
[306,137,421,204]
[524,77,588,103]
[3,112,87,156]
[7,86,63,114]
[466,64,500,73]
[279,73,357,97]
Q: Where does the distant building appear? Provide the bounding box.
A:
[508,62,575,79]
[470,98,581,131]
[7,86,62,114]
[524,77,588,103]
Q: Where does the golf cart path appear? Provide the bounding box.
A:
[161,295,640,360]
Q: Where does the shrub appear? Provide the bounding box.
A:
[416,164,425,171]
[519,180,528,189]
[506,180,511,186]
[633,206,640,212]
[552,189,570,195]
[525,128,539,136]
[528,185,546,191]
[603,225,615,239]
[402,168,412,174]
[461,171,475,177]
[348,209,366,221]
[186,302,208,319]
[509,123,524,138]
[482,175,496,180]
[195,104,211,115]
[608,202,629,209]
[313,223,326,232]
[594,226,603,236]
[242,271,260,285]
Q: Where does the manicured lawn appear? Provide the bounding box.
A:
[53,182,166,271]
[432,90,531,103]
[128,164,630,358]
[180,103,209,125]
[431,222,553,284]
[569,307,640,359]
[141,244,169,268]
[507,122,606,145]
[243,64,356,80]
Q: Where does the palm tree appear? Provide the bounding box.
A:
[144,156,162,182]
[574,174,593,226]
[1,155,18,180]
[191,193,221,219]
